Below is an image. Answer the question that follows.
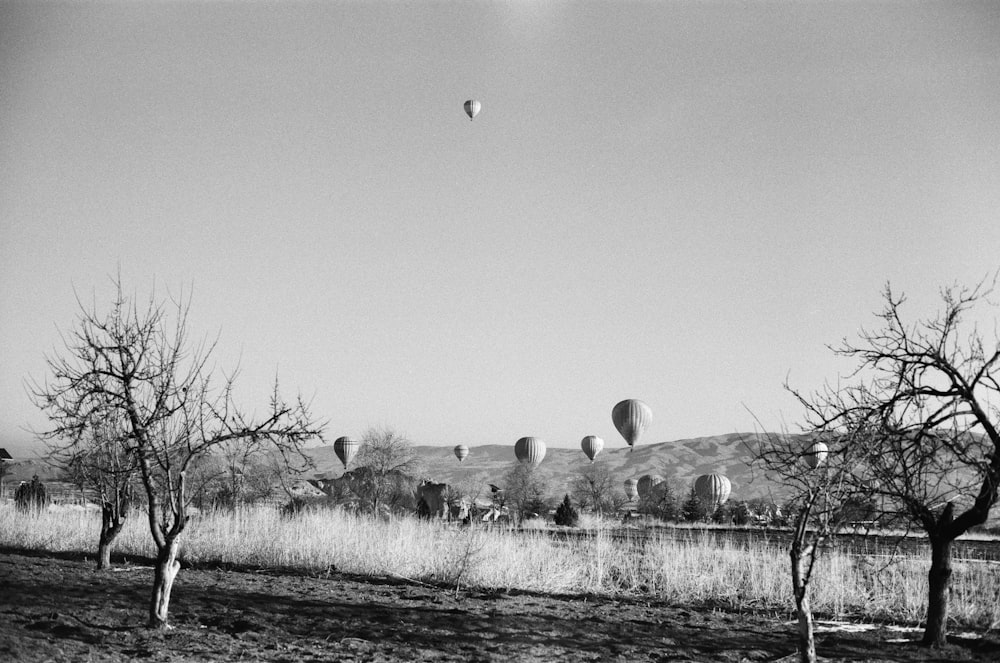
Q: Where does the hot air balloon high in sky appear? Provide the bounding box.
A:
[454,444,469,463]
[514,436,546,465]
[333,436,358,470]
[612,399,652,451]
[464,99,481,120]
[580,435,604,463]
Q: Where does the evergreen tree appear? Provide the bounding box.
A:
[681,487,708,522]
[554,493,580,527]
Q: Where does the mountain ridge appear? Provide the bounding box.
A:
[309,432,797,501]
[3,433,801,503]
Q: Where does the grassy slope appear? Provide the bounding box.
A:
[308,432,795,503]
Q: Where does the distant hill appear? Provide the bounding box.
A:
[11,433,1000,530]
[1,457,60,484]
[0,433,802,504]
[306,433,801,502]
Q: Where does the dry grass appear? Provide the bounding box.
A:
[2,502,998,630]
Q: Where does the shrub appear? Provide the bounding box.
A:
[554,494,580,527]
[14,475,47,513]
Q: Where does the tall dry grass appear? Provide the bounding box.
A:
[1,502,997,630]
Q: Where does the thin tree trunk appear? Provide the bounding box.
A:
[790,544,817,663]
[148,539,181,628]
[922,535,953,647]
[96,503,124,570]
[795,592,816,663]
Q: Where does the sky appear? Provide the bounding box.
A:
[2,1,999,458]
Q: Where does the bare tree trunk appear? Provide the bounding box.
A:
[148,539,181,628]
[795,594,816,663]
[96,502,125,570]
[790,543,817,663]
[922,535,953,647]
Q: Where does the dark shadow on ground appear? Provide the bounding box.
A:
[1,551,998,663]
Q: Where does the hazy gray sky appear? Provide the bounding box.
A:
[2,1,999,457]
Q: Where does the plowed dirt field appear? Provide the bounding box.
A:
[1,550,997,662]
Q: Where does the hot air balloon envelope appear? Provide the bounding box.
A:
[464,99,481,120]
[804,441,829,469]
[454,444,469,463]
[612,399,652,449]
[623,478,638,501]
[581,435,604,463]
[334,436,359,470]
[514,437,546,465]
[694,473,732,507]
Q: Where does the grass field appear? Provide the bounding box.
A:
[2,502,998,631]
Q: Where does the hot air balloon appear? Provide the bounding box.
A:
[612,399,652,451]
[804,440,829,469]
[637,474,665,499]
[334,436,359,470]
[623,478,638,501]
[464,99,481,120]
[694,473,731,508]
[580,435,604,463]
[454,444,469,463]
[514,436,546,465]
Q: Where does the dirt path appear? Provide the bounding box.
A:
[1,551,996,662]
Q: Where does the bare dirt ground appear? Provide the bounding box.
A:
[1,550,997,663]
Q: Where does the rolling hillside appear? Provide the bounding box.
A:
[307,433,799,503]
[1,433,802,504]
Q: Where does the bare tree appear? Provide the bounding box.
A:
[502,462,550,521]
[639,476,679,521]
[453,470,490,517]
[44,411,138,569]
[749,430,869,663]
[352,426,421,515]
[570,463,618,515]
[30,278,324,628]
[186,438,283,510]
[792,277,1000,647]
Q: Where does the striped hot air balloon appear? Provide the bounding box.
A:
[334,436,359,470]
[464,99,481,120]
[694,473,732,508]
[454,444,469,463]
[514,436,546,465]
[580,435,604,463]
[612,399,652,450]
[804,440,829,469]
[623,478,639,501]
